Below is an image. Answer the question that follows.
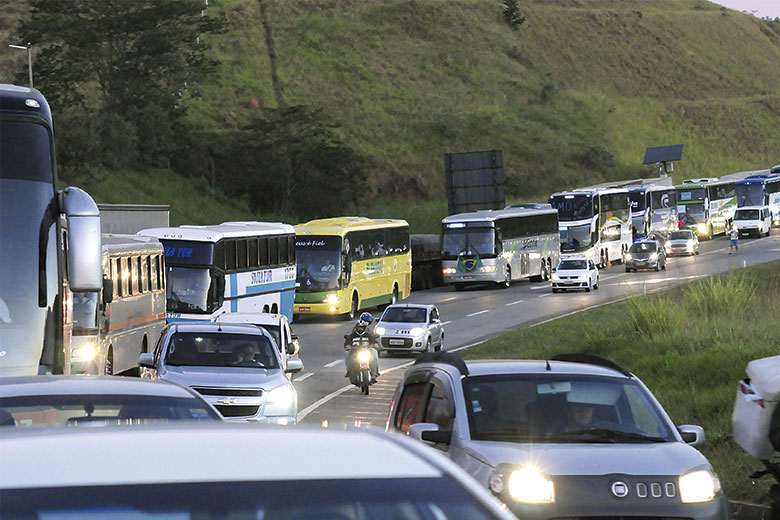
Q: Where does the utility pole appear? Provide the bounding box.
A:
[9,43,33,89]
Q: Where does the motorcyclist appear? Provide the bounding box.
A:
[343,312,380,383]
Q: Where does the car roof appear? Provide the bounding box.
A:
[165,322,268,334]
[0,375,197,399]
[736,205,768,211]
[0,425,446,489]
[414,359,632,380]
[213,312,285,326]
[382,303,433,312]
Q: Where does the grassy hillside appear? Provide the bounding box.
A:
[4,0,780,230]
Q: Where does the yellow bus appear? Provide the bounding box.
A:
[294,217,411,319]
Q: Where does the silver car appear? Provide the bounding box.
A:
[387,352,729,520]
[665,229,700,257]
[140,322,303,424]
[375,304,444,356]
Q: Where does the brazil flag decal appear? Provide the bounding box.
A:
[457,252,483,273]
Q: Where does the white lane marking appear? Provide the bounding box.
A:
[505,300,524,306]
[539,293,551,298]
[467,310,490,317]
[295,373,314,382]
[324,360,342,368]
[439,296,458,302]
[530,285,549,290]
[442,321,452,325]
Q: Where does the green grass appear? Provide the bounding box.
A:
[463,261,780,504]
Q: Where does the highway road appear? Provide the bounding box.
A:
[290,232,780,427]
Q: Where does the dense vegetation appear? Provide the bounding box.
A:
[4,0,780,229]
[463,260,780,504]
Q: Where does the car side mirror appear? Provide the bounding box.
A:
[139,352,155,368]
[678,425,705,447]
[285,357,304,374]
[408,423,452,445]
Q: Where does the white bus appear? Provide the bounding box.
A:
[139,222,296,324]
[441,206,560,290]
[628,183,677,240]
[69,235,166,375]
[549,187,632,268]
[735,175,780,226]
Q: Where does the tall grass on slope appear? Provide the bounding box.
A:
[464,262,780,504]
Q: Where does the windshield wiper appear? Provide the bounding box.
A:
[549,428,667,443]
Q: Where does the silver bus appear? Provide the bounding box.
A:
[441,206,560,290]
[69,234,166,375]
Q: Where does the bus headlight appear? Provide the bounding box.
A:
[679,470,720,503]
[480,265,496,273]
[442,267,456,275]
[507,467,556,503]
[73,344,98,362]
[696,224,708,234]
[325,294,340,305]
[264,385,296,417]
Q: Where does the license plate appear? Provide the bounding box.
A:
[298,307,310,312]
[389,339,405,345]
[463,275,474,280]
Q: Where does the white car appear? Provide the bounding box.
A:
[665,229,700,256]
[551,257,599,293]
[375,304,444,356]
[733,206,771,238]
[140,322,302,425]
[0,424,517,520]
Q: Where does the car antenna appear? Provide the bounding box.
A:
[545,359,551,371]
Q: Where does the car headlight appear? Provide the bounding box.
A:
[665,243,672,251]
[356,349,372,363]
[625,253,632,261]
[442,267,456,275]
[679,469,720,503]
[507,468,555,503]
[374,326,386,335]
[650,252,658,260]
[551,274,560,281]
[324,294,340,305]
[264,385,296,417]
[480,265,496,273]
[696,224,708,233]
[409,327,425,336]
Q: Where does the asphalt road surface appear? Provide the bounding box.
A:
[290,232,780,427]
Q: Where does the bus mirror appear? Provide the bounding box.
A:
[61,187,102,291]
[214,275,225,305]
[102,278,113,305]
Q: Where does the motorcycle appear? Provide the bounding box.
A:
[344,334,376,395]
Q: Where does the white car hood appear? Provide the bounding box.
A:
[464,440,710,476]
[161,365,279,388]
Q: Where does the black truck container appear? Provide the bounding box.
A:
[411,234,442,291]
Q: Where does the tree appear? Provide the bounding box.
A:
[502,0,526,31]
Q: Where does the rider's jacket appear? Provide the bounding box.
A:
[343,327,378,350]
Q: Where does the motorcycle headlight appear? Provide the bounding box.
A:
[324,294,340,305]
[679,469,720,503]
[264,385,296,417]
[507,467,555,503]
[410,327,425,336]
[374,326,386,335]
[356,349,372,363]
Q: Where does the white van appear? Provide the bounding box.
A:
[213,312,300,374]
[733,206,771,238]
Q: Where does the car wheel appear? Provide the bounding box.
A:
[426,338,432,354]
[594,278,599,290]
[436,333,443,352]
[585,280,591,292]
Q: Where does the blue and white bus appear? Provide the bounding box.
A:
[549,187,632,268]
[735,175,780,226]
[139,222,296,323]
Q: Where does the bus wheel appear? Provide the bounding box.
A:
[348,294,359,320]
[498,267,511,289]
[542,260,549,281]
[104,347,113,376]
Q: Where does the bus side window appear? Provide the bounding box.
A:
[226,240,237,271]
[269,237,279,267]
[279,236,289,265]
[129,257,137,296]
[140,256,149,293]
[259,237,269,268]
[150,255,157,291]
[237,239,248,269]
[249,239,259,269]
[114,258,122,299]
[288,235,296,263]
[159,254,166,290]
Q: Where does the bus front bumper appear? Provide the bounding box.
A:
[443,272,498,285]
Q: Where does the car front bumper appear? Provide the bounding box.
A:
[377,333,428,353]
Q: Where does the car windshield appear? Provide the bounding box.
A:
[735,210,759,220]
[558,260,586,270]
[670,231,693,240]
[464,374,674,444]
[1,478,501,520]
[165,332,279,369]
[0,394,218,428]
[382,307,427,323]
[629,242,656,253]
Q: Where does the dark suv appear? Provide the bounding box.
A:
[625,240,666,272]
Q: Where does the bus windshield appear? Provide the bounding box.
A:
[72,292,99,332]
[166,267,213,314]
[679,204,706,224]
[559,223,593,253]
[549,194,593,221]
[629,191,646,212]
[295,236,342,292]
[0,120,57,374]
[441,228,495,258]
[736,184,764,207]
[677,188,705,202]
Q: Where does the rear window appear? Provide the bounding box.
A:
[0,478,501,520]
[0,394,218,427]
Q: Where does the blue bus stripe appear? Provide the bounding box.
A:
[230,273,238,312]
